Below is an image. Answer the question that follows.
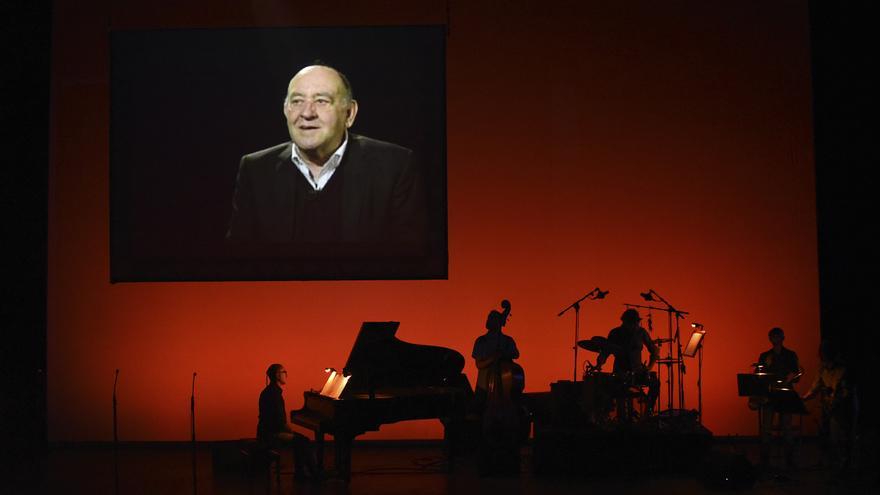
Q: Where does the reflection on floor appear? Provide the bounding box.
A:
[35,439,876,495]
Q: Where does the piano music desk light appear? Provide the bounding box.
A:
[320,367,351,399]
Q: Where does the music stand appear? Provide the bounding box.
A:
[737,373,772,397]
[683,328,705,422]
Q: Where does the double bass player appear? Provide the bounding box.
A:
[472,299,526,474]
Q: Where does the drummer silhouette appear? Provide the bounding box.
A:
[596,309,660,420]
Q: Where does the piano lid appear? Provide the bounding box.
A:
[341,322,466,395]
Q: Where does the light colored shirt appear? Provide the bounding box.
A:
[290,133,349,191]
[806,364,848,407]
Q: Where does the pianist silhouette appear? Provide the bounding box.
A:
[257,363,316,479]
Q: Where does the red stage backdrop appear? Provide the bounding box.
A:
[48,0,818,441]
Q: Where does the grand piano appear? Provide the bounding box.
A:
[290,322,473,481]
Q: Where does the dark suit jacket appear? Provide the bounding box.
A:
[226,134,427,245]
[257,383,286,443]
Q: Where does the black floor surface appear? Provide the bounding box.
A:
[23,438,876,495]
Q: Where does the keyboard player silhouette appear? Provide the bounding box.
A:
[290,321,473,481]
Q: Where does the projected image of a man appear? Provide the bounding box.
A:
[226,64,427,246]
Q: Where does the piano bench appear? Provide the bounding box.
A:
[238,438,282,487]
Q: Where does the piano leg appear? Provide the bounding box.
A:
[442,421,453,473]
[334,434,354,483]
[314,429,325,478]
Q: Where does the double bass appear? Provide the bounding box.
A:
[480,300,528,445]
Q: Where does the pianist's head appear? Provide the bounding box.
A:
[266,363,287,386]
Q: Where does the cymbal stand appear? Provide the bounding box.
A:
[557,288,608,382]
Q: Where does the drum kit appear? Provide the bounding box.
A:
[574,337,660,423]
[555,288,703,425]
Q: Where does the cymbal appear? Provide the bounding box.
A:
[577,336,621,354]
[577,338,603,352]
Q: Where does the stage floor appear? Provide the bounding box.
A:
[28,439,875,495]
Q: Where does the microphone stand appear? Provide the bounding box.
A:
[675,313,685,409]
[113,369,119,495]
[647,309,662,414]
[191,372,197,495]
[642,289,689,411]
[624,302,674,409]
[557,288,607,382]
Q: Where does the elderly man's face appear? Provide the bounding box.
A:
[283,66,358,163]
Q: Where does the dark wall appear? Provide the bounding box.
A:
[1,0,50,484]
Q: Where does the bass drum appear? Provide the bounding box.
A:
[580,371,615,422]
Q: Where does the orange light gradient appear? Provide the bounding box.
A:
[48,1,818,441]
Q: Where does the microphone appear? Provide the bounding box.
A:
[640,291,654,301]
[595,289,610,299]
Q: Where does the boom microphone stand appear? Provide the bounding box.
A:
[557,288,609,382]
[623,302,673,408]
[640,289,689,411]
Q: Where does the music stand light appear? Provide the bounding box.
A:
[683,329,705,357]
